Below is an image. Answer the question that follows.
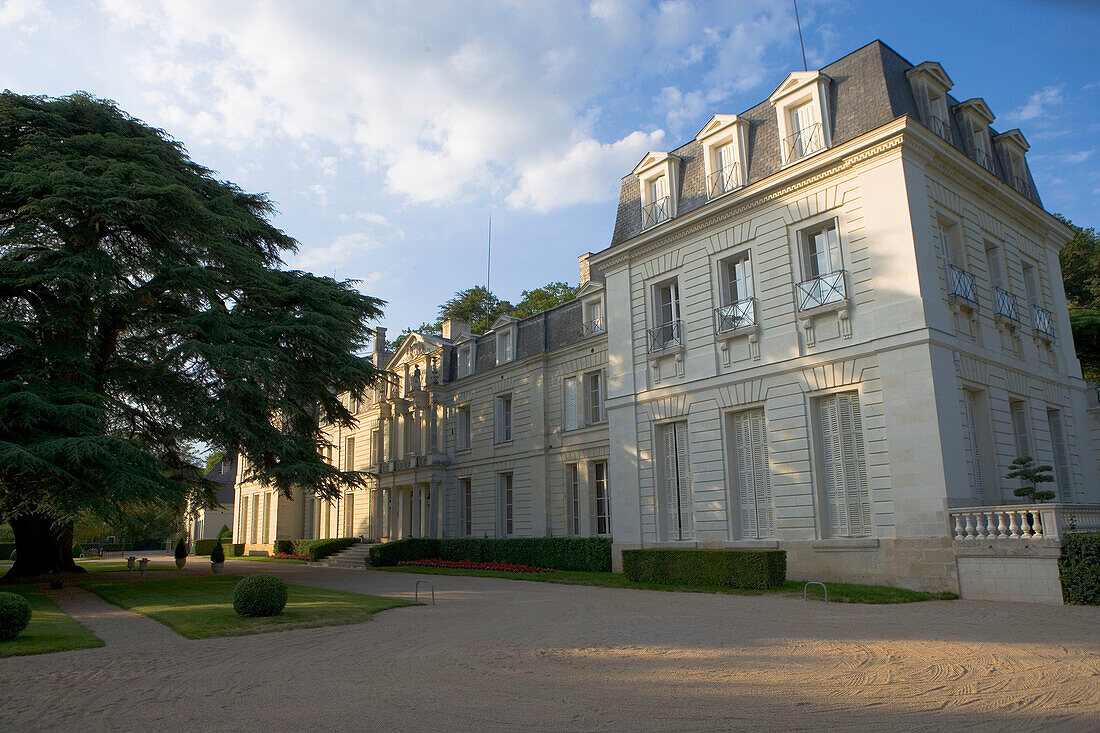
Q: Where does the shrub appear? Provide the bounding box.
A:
[1060,532,1100,605]
[0,592,32,641]
[292,537,359,561]
[226,543,244,557]
[233,574,288,617]
[622,549,786,590]
[272,539,295,555]
[71,543,82,558]
[193,539,219,556]
[209,541,225,563]
[369,537,612,571]
[174,538,188,560]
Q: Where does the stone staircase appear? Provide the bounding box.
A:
[310,542,375,569]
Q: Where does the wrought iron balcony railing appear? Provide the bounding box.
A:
[581,316,605,337]
[796,270,847,311]
[1032,304,1055,338]
[648,320,684,352]
[641,196,671,229]
[781,123,824,165]
[706,162,741,199]
[993,287,1019,321]
[927,115,952,143]
[974,148,994,173]
[714,298,756,334]
[946,264,978,305]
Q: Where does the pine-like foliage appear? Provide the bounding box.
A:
[1006,457,1056,504]
[0,93,385,576]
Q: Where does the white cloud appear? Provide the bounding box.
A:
[1063,149,1093,164]
[288,231,384,275]
[506,129,665,213]
[0,0,46,29]
[1009,85,1064,122]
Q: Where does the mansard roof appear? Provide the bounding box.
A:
[607,39,1042,248]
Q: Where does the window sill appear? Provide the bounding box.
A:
[722,539,779,550]
[715,323,759,340]
[648,342,685,357]
[796,298,849,317]
[494,440,514,448]
[810,538,879,551]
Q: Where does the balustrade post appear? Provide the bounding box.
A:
[964,513,975,539]
[1031,509,1043,539]
[996,512,1008,538]
[1009,511,1020,539]
[954,513,964,540]
[984,512,996,539]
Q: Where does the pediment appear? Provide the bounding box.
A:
[632,151,678,177]
[388,331,443,367]
[768,71,828,104]
[994,128,1029,152]
[575,279,605,299]
[695,114,742,143]
[955,98,995,125]
[489,314,519,331]
[906,61,953,91]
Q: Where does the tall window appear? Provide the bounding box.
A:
[458,344,474,378]
[585,371,604,425]
[728,408,774,539]
[456,406,471,450]
[498,473,513,536]
[816,391,871,538]
[497,327,515,364]
[800,220,842,281]
[651,279,681,350]
[1009,399,1031,461]
[593,461,610,536]
[344,437,355,471]
[722,252,754,305]
[496,395,512,443]
[936,217,966,267]
[649,175,670,223]
[788,100,821,160]
[403,415,414,456]
[961,389,993,504]
[1046,409,1072,497]
[566,464,580,536]
[460,478,472,536]
[563,377,579,431]
[716,141,738,188]
[984,241,1006,290]
[1022,261,1041,305]
[659,421,693,541]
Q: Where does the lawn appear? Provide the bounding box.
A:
[0,586,104,658]
[377,566,957,603]
[83,576,415,638]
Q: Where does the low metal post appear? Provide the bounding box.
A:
[803,581,828,602]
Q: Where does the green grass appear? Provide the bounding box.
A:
[225,556,309,565]
[377,566,957,603]
[0,586,104,657]
[83,576,415,639]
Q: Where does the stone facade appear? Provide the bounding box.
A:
[233,41,1099,594]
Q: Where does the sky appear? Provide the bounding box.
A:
[3,0,1099,336]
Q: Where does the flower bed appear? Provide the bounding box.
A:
[397,558,552,573]
[271,553,309,560]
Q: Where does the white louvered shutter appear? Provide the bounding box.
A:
[825,224,842,274]
[662,425,679,539]
[564,378,579,431]
[1047,410,1071,496]
[675,422,694,540]
[732,411,756,539]
[962,391,984,502]
[839,392,871,535]
[652,175,669,203]
[733,255,753,301]
[819,395,846,537]
[750,409,774,538]
[1010,401,1030,459]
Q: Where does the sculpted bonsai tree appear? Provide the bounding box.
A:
[1006,457,1056,504]
[0,93,385,578]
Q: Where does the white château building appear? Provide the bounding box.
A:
[234,41,1100,599]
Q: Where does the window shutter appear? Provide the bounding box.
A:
[750,409,774,538]
[962,391,984,503]
[674,422,694,540]
[818,395,846,537]
[840,392,871,535]
[1047,410,1071,496]
[985,246,1005,289]
[1010,401,1030,459]
[564,378,578,431]
[732,411,756,539]
[662,424,679,540]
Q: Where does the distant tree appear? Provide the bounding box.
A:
[387,322,439,352]
[1055,215,1100,382]
[0,93,385,577]
[1007,457,1056,503]
[511,281,578,319]
[437,286,512,334]
[204,451,226,475]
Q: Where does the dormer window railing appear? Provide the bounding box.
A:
[796,270,847,311]
[1032,305,1056,338]
[782,122,824,165]
[706,162,742,199]
[928,115,952,143]
[993,287,1019,321]
[581,316,605,337]
[641,196,671,229]
[974,148,994,173]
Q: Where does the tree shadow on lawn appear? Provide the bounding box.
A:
[0,586,104,658]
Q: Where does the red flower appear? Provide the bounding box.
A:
[396,559,551,573]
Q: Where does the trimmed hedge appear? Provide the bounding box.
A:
[193,540,244,557]
[233,575,288,617]
[369,537,613,572]
[272,539,295,555]
[0,592,32,641]
[622,549,786,590]
[1060,532,1100,605]
[293,538,359,561]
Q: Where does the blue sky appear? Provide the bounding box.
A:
[3,0,1098,335]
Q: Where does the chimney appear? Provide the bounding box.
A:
[442,319,469,340]
[373,327,387,366]
[579,252,604,286]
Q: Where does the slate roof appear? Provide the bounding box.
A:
[204,455,237,505]
[608,40,1041,248]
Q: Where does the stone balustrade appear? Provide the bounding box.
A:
[950,503,1100,541]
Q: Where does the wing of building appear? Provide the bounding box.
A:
[233,40,1100,598]
[188,454,237,543]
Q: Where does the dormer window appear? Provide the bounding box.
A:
[695,115,749,200]
[576,278,606,338]
[956,99,996,173]
[491,315,519,366]
[993,129,1033,201]
[906,61,954,143]
[633,152,680,230]
[457,342,475,378]
[768,71,832,166]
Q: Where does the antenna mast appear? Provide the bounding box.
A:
[793,0,807,72]
[485,213,492,328]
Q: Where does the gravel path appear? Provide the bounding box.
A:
[0,560,1097,731]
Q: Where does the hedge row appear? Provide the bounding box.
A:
[269,538,359,561]
[1060,532,1100,605]
[193,540,244,557]
[369,537,613,572]
[622,549,786,589]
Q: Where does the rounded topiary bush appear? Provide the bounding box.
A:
[0,592,32,642]
[233,574,288,617]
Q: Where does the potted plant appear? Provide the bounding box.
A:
[210,541,225,574]
[174,538,188,569]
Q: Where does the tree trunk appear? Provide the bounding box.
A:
[3,514,85,580]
